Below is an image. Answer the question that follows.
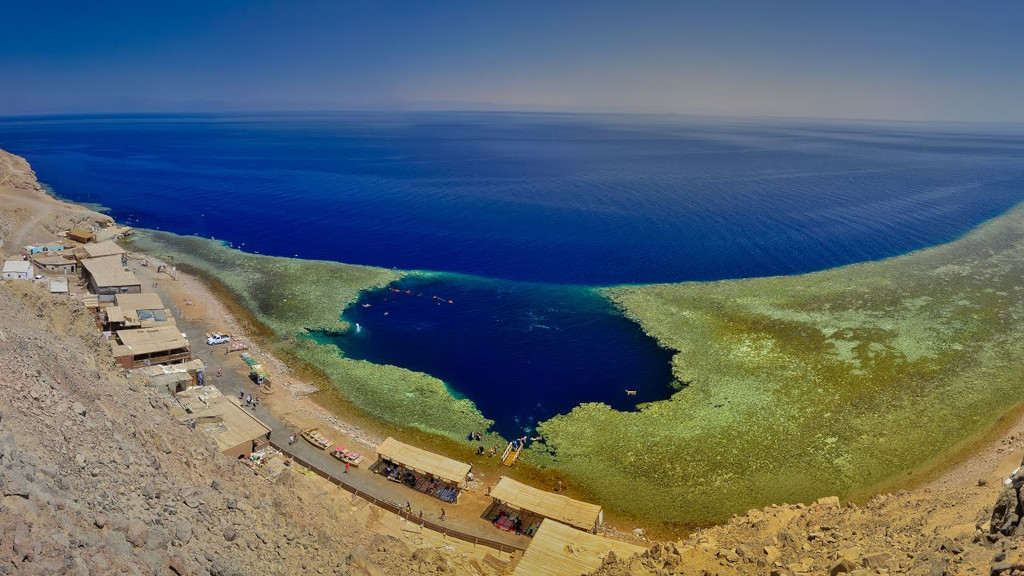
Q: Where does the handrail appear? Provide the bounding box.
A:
[267,441,526,554]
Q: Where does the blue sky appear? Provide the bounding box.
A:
[1,1,1022,120]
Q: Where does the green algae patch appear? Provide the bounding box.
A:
[127,230,400,335]
[532,205,1024,527]
[294,340,493,439]
[127,230,489,439]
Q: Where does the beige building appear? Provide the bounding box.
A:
[177,388,273,458]
[136,358,207,392]
[110,324,191,369]
[31,252,77,275]
[102,293,172,331]
[81,255,141,298]
[79,240,127,260]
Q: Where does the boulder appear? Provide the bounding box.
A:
[175,521,193,545]
[817,496,841,510]
[126,520,148,548]
[990,487,1021,535]
[829,558,855,575]
[862,552,892,569]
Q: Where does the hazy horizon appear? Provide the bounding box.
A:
[2,1,1023,122]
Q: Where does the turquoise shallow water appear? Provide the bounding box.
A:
[3,112,1023,436]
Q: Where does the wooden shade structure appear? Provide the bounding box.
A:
[489,476,603,533]
[376,437,471,485]
[511,519,645,576]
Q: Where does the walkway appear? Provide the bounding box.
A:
[179,315,530,553]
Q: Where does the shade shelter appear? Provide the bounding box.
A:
[104,293,170,330]
[488,477,603,534]
[81,240,127,260]
[81,255,141,298]
[372,437,471,503]
[178,392,272,458]
[111,324,191,369]
[511,519,645,576]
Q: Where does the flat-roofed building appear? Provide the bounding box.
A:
[103,293,171,330]
[2,260,33,280]
[111,324,191,369]
[31,252,77,275]
[66,229,95,244]
[136,358,207,392]
[81,240,127,260]
[81,255,141,298]
[177,387,272,458]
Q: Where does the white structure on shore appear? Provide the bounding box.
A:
[2,260,32,280]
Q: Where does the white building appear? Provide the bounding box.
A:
[2,260,33,280]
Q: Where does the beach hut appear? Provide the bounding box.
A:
[2,260,33,280]
[510,519,645,576]
[110,324,191,369]
[372,437,471,503]
[486,476,603,535]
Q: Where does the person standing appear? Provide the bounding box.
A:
[440,508,446,521]
[344,461,350,474]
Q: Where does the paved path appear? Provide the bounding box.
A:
[181,319,530,552]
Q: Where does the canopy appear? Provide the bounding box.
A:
[111,324,188,356]
[376,437,471,485]
[511,519,645,576]
[81,255,140,288]
[489,477,603,532]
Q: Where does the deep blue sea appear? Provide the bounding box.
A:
[3,112,1023,437]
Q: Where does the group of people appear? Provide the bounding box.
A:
[470,433,546,456]
[240,391,261,410]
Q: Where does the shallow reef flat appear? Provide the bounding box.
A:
[532,204,1024,526]
[128,231,493,439]
[129,231,402,335]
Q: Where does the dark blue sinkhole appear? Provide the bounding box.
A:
[313,276,677,439]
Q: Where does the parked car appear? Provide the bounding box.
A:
[206,333,231,345]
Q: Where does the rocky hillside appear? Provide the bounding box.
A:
[588,476,1024,575]
[0,149,40,192]
[0,280,493,575]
